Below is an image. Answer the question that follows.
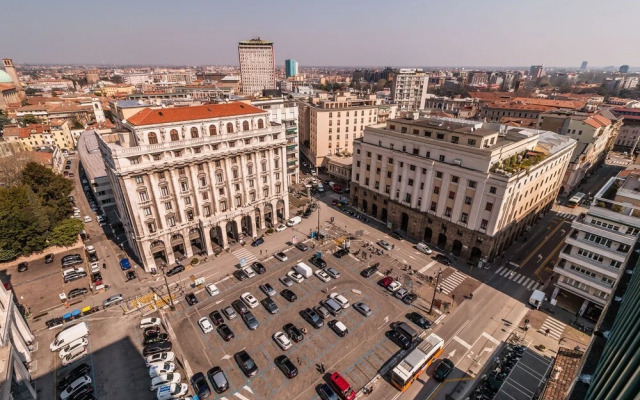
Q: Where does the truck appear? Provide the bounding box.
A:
[529,290,545,309]
[294,262,313,278]
[50,322,89,351]
[85,245,98,262]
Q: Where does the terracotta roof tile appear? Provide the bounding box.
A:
[127,102,266,126]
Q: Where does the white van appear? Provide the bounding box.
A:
[157,383,188,400]
[416,242,433,255]
[50,322,89,351]
[286,216,302,227]
[294,262,313,278]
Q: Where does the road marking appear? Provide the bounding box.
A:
[520,218,566,267]
[447,349,457,358]
[517,275,526,284]
[453,336,472,349]
[243,385,253,394]
[522,277,531,287]
[234,392,251,400]
[419,260,438,274]
[499,268,510,277]
[378,316,389,330]
[481,332,501,346]
[495,266,505,275]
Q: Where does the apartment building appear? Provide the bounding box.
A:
[2,120,74,151]
[552,173,640,318]
[77,130,117,214]
[98,103,289,271]
[350,116,576,262]
[391,69,428,111]
[612,108,640,152]
[297,92,382,169]
[238,38,276,96]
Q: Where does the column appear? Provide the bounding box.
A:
[219,221,229,249]
[188,165,202,218]
[256,205,265,230]
[206,160,220,214]
[13,355,37,399]
[202,226,214,255]
[182,227,193,258]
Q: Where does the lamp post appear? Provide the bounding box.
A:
[316,200,321,241]
[429,268,442,315]
[160,264,175,311]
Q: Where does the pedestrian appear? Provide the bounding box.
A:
[321,363,325,373]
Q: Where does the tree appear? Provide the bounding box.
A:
[71,118,84,130]
[48,218,83,247]
[0,185,50,260]
[19,114,41,125]
[21,162,73,225]
[0,109,10,131]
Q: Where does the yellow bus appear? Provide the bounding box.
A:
[390,333,444,391]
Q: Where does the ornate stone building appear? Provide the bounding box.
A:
[98,103,289,271]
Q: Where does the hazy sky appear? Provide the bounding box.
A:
[2,0,639,67]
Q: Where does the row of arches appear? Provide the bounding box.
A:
[147,120,266,144]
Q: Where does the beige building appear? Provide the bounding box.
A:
[98,102,290,271]
[298,92,386,169]
[2,120,74,151]
[238,38,276,96]
[350,116,576,261]
[97,84,136,97]
[391,69,429,111]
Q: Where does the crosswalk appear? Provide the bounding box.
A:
[232,247,258,265]
[494,266,542,291]
[538,316,566,340]
[607,159,630,165]
[556,213,577,220]
[218,385,255,400]
[439,271,467,295]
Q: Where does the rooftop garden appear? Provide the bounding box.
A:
[490,150,546,175]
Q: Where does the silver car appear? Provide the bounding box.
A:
[279,276,294,287]
[242,311,259,330]
[353,302,372,317]
[222,306,237,320]
[102,294,124,308]
[377,240,393,251]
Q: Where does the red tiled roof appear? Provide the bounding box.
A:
[127,102,266,126]
[584,114,611,128]
[0,83,16,92]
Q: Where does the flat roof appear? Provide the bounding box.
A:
[77,130,107,180]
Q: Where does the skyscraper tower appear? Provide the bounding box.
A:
[238,38,276,96]
[285,59,298,78]
[619,65,630,73]
[580,61,588,70]
[529,65,543,79]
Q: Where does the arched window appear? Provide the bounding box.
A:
[257,119,264,129]
[190,127,199,138]
[226,122,234,133]
[148,132,158,144]
[209,125,217,136]
[243,121,250,131]
[170,129,179,141]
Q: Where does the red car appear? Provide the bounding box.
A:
[332,199,339,206]
[329,372,355,400]
[379,276,394,288]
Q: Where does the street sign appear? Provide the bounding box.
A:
[240,258,246,268]
[317,251,322,259]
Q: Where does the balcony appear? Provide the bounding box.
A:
[564,237,626,263]
[571,219,636,246]
[558,251,620,280]
[554,277,608,307]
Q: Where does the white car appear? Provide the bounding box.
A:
[329,293,350,309]
[241,292,259,308]
[273,331,292,350]
[287,271,304,283]
[83,216,92,223]
[149,362,175,378]
[205,283,219,297]
[150,372,181,391]
[274,251,288,262]
[242,266,256,279]
[61,348,87,366]
[59,375,92,400]
[90,262,100,273]
[387,281,402,292]
[198,317,214,334]
[156,383,188,399]
[276,224,287,232]
[59,337,88,359]
[145,352,175,367]
[140,317,162,329]
[324,267,340,279]
[314,269,331,282]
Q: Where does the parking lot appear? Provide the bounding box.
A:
[169,237,437,400]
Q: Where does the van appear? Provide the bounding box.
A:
[529,290,545,309]
[323,298,343,316]
[50,322,89,351]
[329,372,355,400]
[286,216,302,227]
[392,322,418,341]
[294,262,313,278]
[416,242,432,255]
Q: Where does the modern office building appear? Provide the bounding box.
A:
[98,102,290,271]
[238,38,276,96]
[552,173,640,318]
[350,116,576,262]
[530,65,544,79]
[618,65,630,74]
[285,59,298,78]
[391,68,429,111]
[580,61,588,70]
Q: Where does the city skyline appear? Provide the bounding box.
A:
[2,0,639,67]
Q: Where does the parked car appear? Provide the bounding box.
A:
[329,293,349,309]
[353,302,372,317]
[394,288,409,300]
[68,288,88,299]
[206,283,219,297]
[190,372,211,399]
[403,293,418,305]
[126,270,136,281]
[275,224,287,232]
[241,266,256,279]
[119,258,131,270]
[328,320,349,337]
[143,333,169,346]
[310,255,327,268]
[44,254,54,264]
[295,242,308,251]
[416,242,433,255]
[275,355,298,379]
[407,312,431,329]
[281,289,297,302]
[259,283,276,297]
[274,252,288,262]
[273,331,292,350]
[379,276,394,288]
[386,330,411,350]
[314,269,331,282]
[17,262,28,272]
[185,293,198,306]
[56,363,91,390]
[143,341,172,357]
[284,323,304,342]
[387,281,402,292]
[232,299,249,315]
[59,375,92,400]
[216,324,234,341]
[198,317,214,334]
[235,350,258,377]
[324,267,340,279]
[279,275,294,287]
[241,292,259,308]
[252,261,266,274]
[209,310,224,326]
[166,264,185,276]
[389,231,403,240]
[242,311,259,330]
[287,271,304,283]
[140,317,162,329]
[145,352,174,367]
[233,269,248,281]
[434,358,455,381]
[317,383,340,400]
[150,372,181,392]
[251,237,264,247]
[377,240,393,251]
[314,305,330,319]
[302,308,324,328]
[333,248,349,258]
[435,254,452,266]
[361,264,379,278]
[222,306,237,320]
[207,366,229,394]
[261,297,279,314]
[102,294,123,308]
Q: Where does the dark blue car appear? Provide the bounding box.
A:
[190,371,212,398]
[251,237,264,247]
[119,258,131,270]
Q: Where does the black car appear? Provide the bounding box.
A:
[185,293,198,306]
[280,289,297,302]
[275,355,298,379]
[143,341,172,356]
[333,248,349,258]
[302,209,312,219]
[251,237,264,247]
[209,310,224,326]
[360,264,379,278]
[386,330,412,349]
[144,326,161,337]
[389,231,404,240]
[408,312,431,329]
[232,299,249,315]
[190,372,212,399]
[17,262,28,272]
[310,255,327,268]
[56,363,91,390]
[91,272,102,283]
[262,297,279,314]
[301,308,324,328]
[235,350,258,377]
[64,272,87,283]
[433,358,455,381]
[217,324,234,341]
[317,383,340,400]
[126,270,136,281]
[62,254,82,263]
[284,323,304,342]
[166,264,185,276]
[207,366,229,394]
[435,254,452,266]
[233,269,248,281]
[252,262,266,274]
[68,288,88,298]
[296,242,308,251]
[44,254,54,264]
[143,333,169,345]
[402,294,417,305]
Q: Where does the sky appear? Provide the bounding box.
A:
[2,0,639,68]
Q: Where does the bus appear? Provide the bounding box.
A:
[567,192,586,208]
[390,333,444,391]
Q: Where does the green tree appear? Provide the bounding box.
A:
[21,162,73,225]
[71,118,84,130]
[48,218,84,247]
[19,114,41,125]
[0,185,50,260]
[0,109,10,131]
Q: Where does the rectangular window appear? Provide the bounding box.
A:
[181,181,189,192]
[387,171,392,178]
[204,205,211,217]
[199,177,206,187]
[449,191,455,199]
[468,180,477,188]
[451,176,459,183]
[481,219,488,229]
[436,133,445,140]
[139,191,149,202]
[220,201,227,211]
[490,186,497,194]
[465,196,472,205]
[461,213,468,223]
[439,155,445,162]
[430,201,437,211]
[468,139,476,146]
[485,202,493,211]
[161,186,169,196]
[409,164,416,171]
[434,186,440,194]
[216,173,223,183]
[451,136,459,144]
[143,207,151,216]
[147,222,156,233]
[184,197,191,205]
[135,175,143,184]
[165,202,172,210]
[408,179,414,186]
[436,171,443,179]
[405,193,412,203]
[445,207,452,217]
[168,216,176,227]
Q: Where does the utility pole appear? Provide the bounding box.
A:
[160,266,175,311]
[317,200,321,241]
[429,268,442,315]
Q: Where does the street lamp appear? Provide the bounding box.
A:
[159,264,175,311]
[429,268,442,315]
